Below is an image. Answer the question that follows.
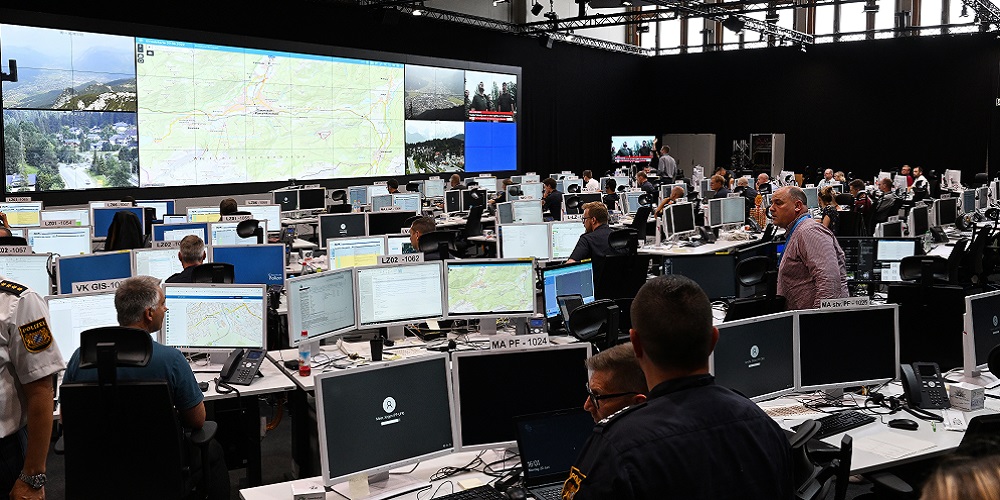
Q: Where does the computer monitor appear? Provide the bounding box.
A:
[298,187,327,210]
[273,189,299,211]
[935,197,958,226]
[56,251,133,294]
[797,305,900,392]
[961,189,977,214]
[451,343,591,452]
[977,186,990,210]
[131,247,185,282]
[908,204,929,236]
[499,223,550,260]
[875,238,920,283]
[315,355,455,495]
[461,189,487,210]
[386,234,413,255]
[371,194,393,212]
[469,176,497,193]
[802,187,819,210]
[520,182,544,200]
[509,199,543,224]
[550,221,587,260]
[943,169,963,189]
[209,220,267,246]
[326,236,387,269]
[444,190,462,214]
[496,202,515,224]
[367,211,417,236]
[46,291,126,363]
[622,191,644,215]
[286,268,357,346]
[317,213,367,248]
[136,200,175,220]
[209,244,286,286]
[355,261,445,328]
[875,221,903,238]
[26,227,92,256]
[600,176,630,192]
[707,197,745,227]
[0,201,43,227]
[444,259,535,317]
[422,179,445,198]
[161,283,267,353]
[893,175,909,191]
[664,254,737,301]
[238,204,282,230]
[92,206,145,238]
[663,202,696,238]
[348,186,369,208]
[541,261,596,318]
[964,290,1000,377]
[162,215,187,224]
[186,206,221,223]
[41,208,89,227]
[712,311,796,402]
[0,254,52,296]
[393,193,422,212]
[151,222,209,242]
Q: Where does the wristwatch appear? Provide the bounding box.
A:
[18,472,46,489]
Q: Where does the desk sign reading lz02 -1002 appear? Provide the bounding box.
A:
[378,254,423,265]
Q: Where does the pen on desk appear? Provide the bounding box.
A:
[931,422,936,432]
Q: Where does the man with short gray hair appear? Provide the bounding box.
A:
[583,343,646,423]
[166,235,206,283]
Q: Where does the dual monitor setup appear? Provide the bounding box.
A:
[838,237,922,295]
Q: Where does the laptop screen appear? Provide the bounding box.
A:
[515,410,595,487]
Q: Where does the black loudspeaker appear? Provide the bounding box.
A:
[988,344,1000,377]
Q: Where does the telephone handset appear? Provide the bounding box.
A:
[220,348,266,386]
[900,362,950,410]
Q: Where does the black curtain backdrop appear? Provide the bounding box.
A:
[2,1,999,206]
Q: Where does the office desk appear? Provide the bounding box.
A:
[638,237,758,256]
[240,450,507,500]
[436,215,496,229]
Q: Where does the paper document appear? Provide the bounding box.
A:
[854,432,936,460]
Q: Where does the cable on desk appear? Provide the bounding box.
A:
[418,481,455,499]
[430,451,489,481]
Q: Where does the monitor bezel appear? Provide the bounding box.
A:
[286,267,358,346]
[392,192,422,212]
[963,289,1000,376]
[208,220,267,246]
[0,252,54,296]
[324,235,389,270]
[541,260,595,318]
[498,222,552,260]
[208,243,287,287]
[185,206,222,223]
[237,204,283,231]
[160,282,269,351]
[443,258,537,318]
[55,250,133,295]
[710,310,798,402]
[317,213,369,249]
[0,201,44,228]
[26,226,93,256]
[150,222,210,242]
[549,220,587,260]
[297,187,328,210]
[315,353,456,487]
[131,246,186,282]
[45,289,124,363]
[353,260,446,329]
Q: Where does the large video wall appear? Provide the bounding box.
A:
[1,20,519,193]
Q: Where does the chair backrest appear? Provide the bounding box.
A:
[418,231,456,261]
[462,205,485,237]
[236,219,264,244]
[330,189,348,203]
[567,299,620,350]
[791,422,853,500]
[630,206,652,239]
[191,262,235,283]
[834,193,854,207]
[0,235,28,246]
[608,228,638,255]
[104,210,145,251]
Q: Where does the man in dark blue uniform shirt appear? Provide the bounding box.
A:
[636,171,656,197]
[562,275,793,500]
[542,178,563,221]
[566,202,619,264]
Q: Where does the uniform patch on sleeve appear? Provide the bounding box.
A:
[561,466,586,500]
[19,318,53,353]
[0,280,27,297]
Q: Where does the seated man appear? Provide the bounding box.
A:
[711,174,731,199]
[602,179,620,212]
[562,276,793,500]
[755,173,774,195]
[62,276,229,499]
[408,216,444,260]
[872,177,898,226]
[736,177,759,218]
[636,172,656,197]
[583,343,647,423]
[653,186,685,217]
[165,235,206,283]
[566,202,619,264]
[541,177,563,222]
[386,179,399,194]
[219,198,238,216]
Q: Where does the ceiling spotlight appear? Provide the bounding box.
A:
[722,15,746,33]
[863,0,879,13]
[622,1,632,5]
[412,1,424,15]
[961,4,969,17]
[492,0,509,5]
[800,44,807,53]
[531,1,544,16]
[637,24,650,33]
[765,11,779,23]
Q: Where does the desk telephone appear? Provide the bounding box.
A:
[220,348,266,386]
[901,362,950,410]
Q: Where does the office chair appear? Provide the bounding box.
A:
[612,297,633,341]
[834,193,854,207]
[564,195,582,215]
[592,253,652,301]
[508,185,523,197]
[629,206,652,242]
[58,326,218,500]
[104,210,146,250]
[455,205,485,257]
[790,420,853,500]
[567,299,620,351]
[0,235,28,246]
[899,255,950,286]
[567,183,581,194]
[724,255,786,321]
[329,189,347,203]
[405,182,421,193]
[190,262,235,283]
[404,214,423,227]
[608,228,638,256]
[236,219,265,244]
[418,231,457,261]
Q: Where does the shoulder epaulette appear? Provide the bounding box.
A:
[0,280,27,297]
[595,401,647,431]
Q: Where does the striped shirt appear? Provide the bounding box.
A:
[777,217,848,310]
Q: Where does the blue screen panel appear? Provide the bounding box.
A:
[92,207,145,238]
[211,244,286,286]
[57,252,133,294]
[151,222,209,242]
[465,122,516,172]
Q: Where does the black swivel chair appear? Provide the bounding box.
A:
[567,299,621,352]
[609,228,638,256]
[0,235,28,246]
[58,326,218,500]
[564,195,582,215]
[724,255,786,321]
[567,183,582,194]
[190,263,235,283]
[236,219,265,244]
[455,205,485,257]
[104,210,146,250]
[790,420,853,500]
[630,205,653,242]
[418,231,457,261]
[405,182,421,193]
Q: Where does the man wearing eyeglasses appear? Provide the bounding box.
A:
[562,276,793,500]
[583,343,646,423]
[566,202,616,264]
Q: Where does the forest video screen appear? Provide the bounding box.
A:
[1,19,518,193]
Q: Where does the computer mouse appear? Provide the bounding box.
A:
[198,381,210,392]
[505,487,527,500]
[887,418,919,431]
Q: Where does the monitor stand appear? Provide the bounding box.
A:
[189,350,229,373]
[478,317,499,335]
[955,368,999,388]
[330,471,429,500]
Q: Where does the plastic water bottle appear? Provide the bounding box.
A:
[298,331,311,377]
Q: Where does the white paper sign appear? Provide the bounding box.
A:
[0,246,31,255]
[377,254,424,265]
[221,214,252,222]
[819,296,871,309]
[5,197,30,202]
[152,240,182,249]
[489,334,549,350]
[244,200,271,205]
[41,219,76,228]
[72,278,127,294]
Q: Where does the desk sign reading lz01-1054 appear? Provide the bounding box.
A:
[378,254,423,265]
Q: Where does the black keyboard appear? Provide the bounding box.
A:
[794,410,876,439]
[435,485,508,500]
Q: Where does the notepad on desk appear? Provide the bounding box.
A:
[853,432,936,460]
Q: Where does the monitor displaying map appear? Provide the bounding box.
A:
[161,283,267,351]
[445,259,535,317]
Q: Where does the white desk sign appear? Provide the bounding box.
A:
[152,240,182,249]
[304,184,321,189]
[245,200,271,205]
[489,334,549,350]
[564,213,583,221]
[819,296,871,309]
[72,278,127,294]
[41,219,76,228]
[0,246,31,255]
[221,214,252,222]
[378,205,402,212]
[377,254,423,265]
[5,196,30,202]
[104,201,133,208]
[373,181,388,185]
[519,195,535,200]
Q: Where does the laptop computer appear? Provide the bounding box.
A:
[514,409,595,500]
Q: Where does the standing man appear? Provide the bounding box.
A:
[656,145,678,181]
[817,169,836,188]
[61,276,229,499]
[495,82,515,114]
[1,277,63,500]
[636,172,656,197]
[582,170,600,192]
[566,202,618,264]
[541,178,563,221]
[562,276,793,500]
[470,82,489,111]
[166,235,207,284]
[769,186,848,310]
[583,343,647,423]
